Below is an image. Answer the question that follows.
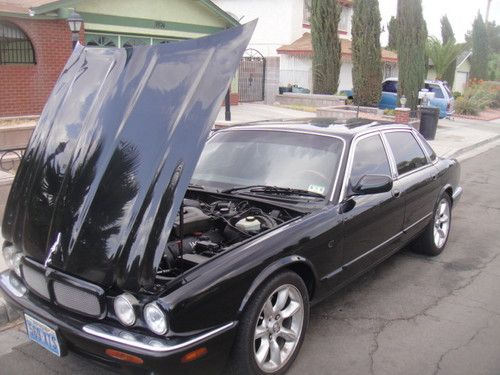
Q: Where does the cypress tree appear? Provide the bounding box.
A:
[310,0,341,94]
[352,0,382,106]
[470,12,489,80]
[397,0,427,111]
[387,16,398,50]
[441,15,456,87]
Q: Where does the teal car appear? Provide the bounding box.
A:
[379,78,454,118]
[343,78,455,119]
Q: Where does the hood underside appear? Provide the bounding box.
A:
[2,21,255,292]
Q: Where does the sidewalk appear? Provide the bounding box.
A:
[430,118,500,159]
[1,104,499,326]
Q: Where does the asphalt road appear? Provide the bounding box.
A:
[1,146,500,375]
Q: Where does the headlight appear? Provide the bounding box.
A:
[114,294,137,326]
[2,244,22,277]
[144,302,168,335]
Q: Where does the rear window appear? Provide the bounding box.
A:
[385,131,428,175]
[425,83,444,99]
[382,80,397,93]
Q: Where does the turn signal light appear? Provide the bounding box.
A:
[105,348,144,364]
[181,347,208,363]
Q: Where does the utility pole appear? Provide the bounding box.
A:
[485,0,492,22]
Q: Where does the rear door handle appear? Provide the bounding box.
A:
[393,189,401,198]
[432,174,437,181]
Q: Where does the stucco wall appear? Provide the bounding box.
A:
[213,0,307,56]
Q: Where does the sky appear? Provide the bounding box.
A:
[379,0,500,46]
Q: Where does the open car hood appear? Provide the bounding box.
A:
[2,22,255,292]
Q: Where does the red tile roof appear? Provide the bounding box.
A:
[277,32,398,63]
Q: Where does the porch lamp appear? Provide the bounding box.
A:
[67,9,83,49]
[400,95,407,108]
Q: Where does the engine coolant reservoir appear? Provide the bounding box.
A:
[235,216,261,233]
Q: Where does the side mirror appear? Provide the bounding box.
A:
[351,174,393,196]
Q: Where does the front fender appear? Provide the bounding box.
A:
[237,255,318,316]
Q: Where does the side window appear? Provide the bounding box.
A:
[385,132,428,175]
[382,80,397,93]
[415,132,437,161]
[350,135,391,186]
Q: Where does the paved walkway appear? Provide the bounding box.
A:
[216,102,312,125]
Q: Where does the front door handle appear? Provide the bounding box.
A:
[393,189,401,198]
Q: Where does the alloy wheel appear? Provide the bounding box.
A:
[433,198,450,248]
[253,284,304,373]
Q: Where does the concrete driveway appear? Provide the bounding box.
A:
[0,144,499,375]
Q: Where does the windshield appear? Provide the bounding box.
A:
[191,130,344,197]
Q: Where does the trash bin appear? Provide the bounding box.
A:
[419,106,439,140]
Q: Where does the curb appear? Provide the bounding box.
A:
[446,135,500,159]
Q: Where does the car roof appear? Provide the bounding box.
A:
[216,117,413,141]
[384,77,444,85]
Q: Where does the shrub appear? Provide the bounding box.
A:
[455,80,498,115]
[452,91,462,99]
[455,97,479,115]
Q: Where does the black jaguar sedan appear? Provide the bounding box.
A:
[0,23,461,375]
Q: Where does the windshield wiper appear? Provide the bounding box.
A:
[221,185,325,198]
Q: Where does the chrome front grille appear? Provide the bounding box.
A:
[22,264,50,300]
[53,280,101,317]
[21,260,105,318]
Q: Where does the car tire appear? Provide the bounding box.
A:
[225,271,310,375]
[412,193,452,256]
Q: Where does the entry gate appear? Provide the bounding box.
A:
[238,49,265,102]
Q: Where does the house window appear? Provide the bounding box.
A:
[121,36,149,48]
[303,0,311,25]
[0,21,35,64]
[304,0,350,32]
[85,34,118,47]
[86,33,180,48]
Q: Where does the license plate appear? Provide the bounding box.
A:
[25,314,61,357]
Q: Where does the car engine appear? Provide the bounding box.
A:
[156,194,300,279]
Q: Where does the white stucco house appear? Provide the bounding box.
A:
[427,51,472,94]
[213,0,398,93]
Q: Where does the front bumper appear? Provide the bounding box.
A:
[0,271,237,375]
[452,186,463,204]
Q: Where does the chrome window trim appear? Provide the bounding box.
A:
[382,129,432,179]
[412,129,438,165]
[338,131,393,203]
[207,128,347,203]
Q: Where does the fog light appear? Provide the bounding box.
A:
[114,294,137,326]
[2,244,22,276]
[144,302,167,335]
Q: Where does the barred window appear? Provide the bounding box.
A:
[0,21,36,64]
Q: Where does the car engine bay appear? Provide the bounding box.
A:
[156,192,302,280]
